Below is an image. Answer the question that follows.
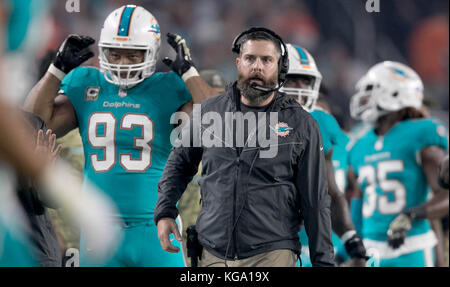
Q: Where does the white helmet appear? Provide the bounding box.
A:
[279,44,322,112]
[350,61,424,122]
[350,73,377,122]
[98,5,161,89]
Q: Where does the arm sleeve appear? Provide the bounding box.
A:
[168,71,193,107]
[415,119,448,154]
[59,68,76,96]
[296,117,335,267]
[154,113,202,225]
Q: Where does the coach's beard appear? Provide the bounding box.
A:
[237,72,277,105]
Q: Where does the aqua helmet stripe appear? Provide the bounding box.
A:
[117,6,136,37]
[294,45,310,66]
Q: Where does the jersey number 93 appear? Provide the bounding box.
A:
[88,112,154,172]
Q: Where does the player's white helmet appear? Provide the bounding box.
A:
[279,44,322,112]
[350,73,377,122]
[350,61,424,122]
[98,5,161,89]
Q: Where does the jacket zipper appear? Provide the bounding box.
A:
[232,153,240,260]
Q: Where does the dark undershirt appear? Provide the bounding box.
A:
[235,100,273,155]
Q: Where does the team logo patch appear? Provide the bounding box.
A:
[388,67,410,82]
[118,89,127,98]
[149,17,161,40]
[85,87,100,101]
[271,122,293,137]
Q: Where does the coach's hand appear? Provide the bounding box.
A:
[157,217,182,253]
[48,34,95,81]
[162,33,199,81]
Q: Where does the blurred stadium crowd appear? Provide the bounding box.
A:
[0,0,448,268]
[27,0,449,130]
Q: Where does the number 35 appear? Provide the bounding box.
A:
[88,112,154,172]
[358,160,406,217]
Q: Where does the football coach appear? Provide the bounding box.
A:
[154,27,335,267]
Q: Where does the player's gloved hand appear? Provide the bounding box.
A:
[162,33,199,82]
[387,212,413,249]
[48,34,95,81]
[344,233,369,261]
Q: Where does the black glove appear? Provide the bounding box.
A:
[387,212,412,249]
[162,33,195,78]
[52,34,95,76]
[344,233,369,260]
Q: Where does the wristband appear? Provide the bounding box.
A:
[181,66,200,82]
[341,230,357,244]
[48,64,66,81]
[404,205,427,221]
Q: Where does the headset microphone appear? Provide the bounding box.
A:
[249,82,281,94]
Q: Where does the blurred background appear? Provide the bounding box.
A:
[1,0,449,266]
[2,0,448,130]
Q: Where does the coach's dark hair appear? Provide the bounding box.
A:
[232,27,289,85]
[233,30,282,57]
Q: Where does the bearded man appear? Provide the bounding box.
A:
[155,28,335,267]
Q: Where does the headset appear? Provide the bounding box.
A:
[232,27,289,93]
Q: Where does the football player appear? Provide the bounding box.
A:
[24,5,215,267]
[347,61,449,267]
[1,1,120,267]
[280,44,368,267]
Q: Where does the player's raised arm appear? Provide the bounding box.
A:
[24,34,95,137]
[162,33,218,106]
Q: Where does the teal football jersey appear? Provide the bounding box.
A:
[299,109,349,266]
[348,118,448,242]
[4,0,48,51]
[333,131,350,193]
[311,108,342,155]
[60,67,192,221]
[0,219,36,267]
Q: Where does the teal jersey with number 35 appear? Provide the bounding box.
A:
[348,118,448,242]
[60,67,192,221]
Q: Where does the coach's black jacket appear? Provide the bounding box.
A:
[155,83,334,266]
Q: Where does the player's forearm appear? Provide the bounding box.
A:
[184,76,218,103]
[330,192,355,237]
[429,219,445,266]
[405,190,449,221]
[23,72,61,124]
[424,190,449,219]
[326,156,355,236]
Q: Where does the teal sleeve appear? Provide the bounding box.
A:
[58,68,84,110]
[167,71,192,109]
[350,198,363,236]
[59,69,75,95]
[326,114,342,147]
[415,119,448,153]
